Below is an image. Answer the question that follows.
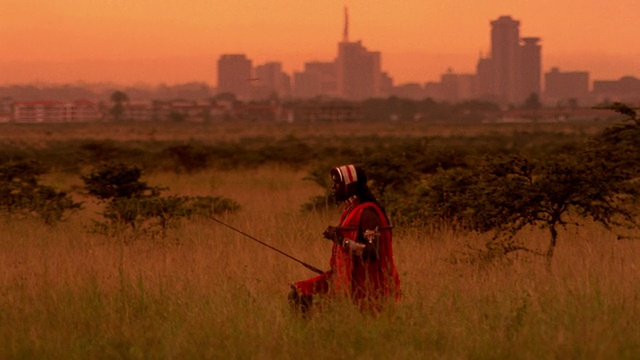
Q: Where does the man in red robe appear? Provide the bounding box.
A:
[289,164,401,315]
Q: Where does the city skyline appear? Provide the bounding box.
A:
[2,0,639,86]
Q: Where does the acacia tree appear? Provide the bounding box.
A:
[82,162,240,239]
[423,104,640,262]
[0,161,81,224]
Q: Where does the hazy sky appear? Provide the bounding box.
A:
[2,0,639,86]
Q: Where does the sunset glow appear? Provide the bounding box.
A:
[2,0,639,85]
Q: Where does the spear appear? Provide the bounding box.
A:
[210,216,324,274]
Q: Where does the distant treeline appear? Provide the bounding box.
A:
[0,131,588,175]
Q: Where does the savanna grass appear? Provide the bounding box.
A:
[1,166,640,359]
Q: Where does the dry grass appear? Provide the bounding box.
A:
[1,166,640,359]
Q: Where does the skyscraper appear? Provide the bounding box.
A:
[520,37,542,101]
[335,7,382,100]
[491,16,521,104]
[217,54,253,100]
[478,16,542,105]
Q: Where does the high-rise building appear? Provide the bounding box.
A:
[491,16,521,104]
[478,16,542,105]
[253,62,291,100]
[335,7,382,100]
[217,54,253,100]
[520,37,542,100]
[293,61,337,98]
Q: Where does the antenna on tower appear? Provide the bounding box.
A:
[343,6,349,42]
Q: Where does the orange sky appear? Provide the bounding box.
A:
[2,0,639,86]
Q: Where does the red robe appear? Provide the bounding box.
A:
[293,201,401,308]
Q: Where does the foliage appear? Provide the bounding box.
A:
[4,165,640,358]
[298,103,640,262]
[109,90,129,122]
[417,105,640,261]
[360,96,500,122]
[0,126,593,177]
[522,93,542,110]
[0,161,81,224]
[82,162,160,200]
[83,163,239,239]
[185,195,241,217]
[163,144,210,174]
[422,154,640,259]
[168,111,186,122]
[300,137,467,215]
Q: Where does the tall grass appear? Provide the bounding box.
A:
[1,167,639,359]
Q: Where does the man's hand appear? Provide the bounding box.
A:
[322,226,342,244]
[344,239,366,256]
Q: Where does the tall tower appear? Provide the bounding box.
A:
[491,16,521,104]
[336,7,382,100]
[217,54,253,100]
[343,6,349,42]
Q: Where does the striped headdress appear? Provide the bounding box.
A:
[334,164,358,185]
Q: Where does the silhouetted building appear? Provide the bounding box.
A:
[0,97,12,122]
[336,7,383,100]
[217,54,253,100]
[544,67,591,106]
[491,16,521,104]
[13,100,102,122]
[420,70,477,102]
[380,72,394,97]
[520,37,542,100]
[293,61,337,98]
[476,55,496,100]
[253,62,291,100]
[440,70,478,101]
[336,42,381,100]
[423,82,441,100]
[477,16,542,105]
[153,100,225,122]
[392,83,426,100]
[292,100,363,122]
[593,76,640,104]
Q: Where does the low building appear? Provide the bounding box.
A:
[13,100,102,122]
[125,100,226,122]
[544,67,592,106]
[0,97,12,122]
[291,100,363,122]
[593,76,640,105]
[497,107,617,123]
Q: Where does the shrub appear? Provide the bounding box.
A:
[0,161,81,224]
[82,162,239,239]
[185,196,241,217]
[417,105,640,262]
[82,163,160,200]
[163,144,210,174]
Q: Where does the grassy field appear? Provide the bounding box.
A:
[1,162,640,359]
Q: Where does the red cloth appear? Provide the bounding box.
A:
[293,201,401,309]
